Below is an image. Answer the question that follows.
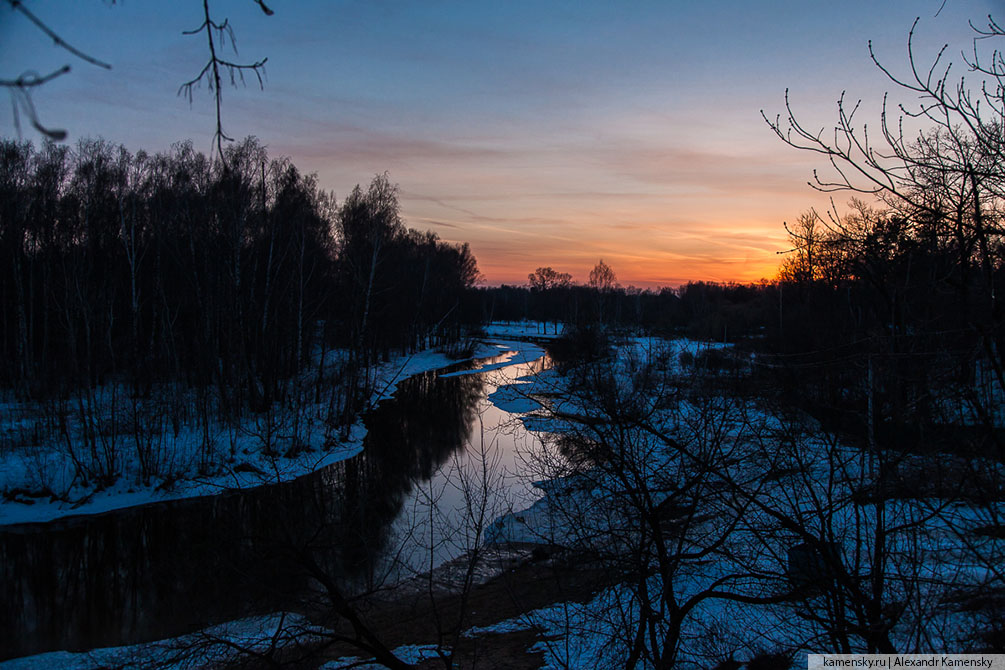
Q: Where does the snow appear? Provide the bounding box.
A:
[9,327,1001,665]
[476,334,1005,662]
[487,384,545,414]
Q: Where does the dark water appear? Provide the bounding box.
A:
[0,349,545,660]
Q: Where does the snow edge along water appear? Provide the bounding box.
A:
[0,325,548,528]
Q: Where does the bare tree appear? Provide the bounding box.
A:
[763,14,1005,431]
[528,266,573,293]
[528,266,573,334]
[511,341,797,669]
[588,259,618,326]
[588,259,617,293]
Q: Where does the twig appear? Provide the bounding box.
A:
[178,0,270,163]
[7,0,111,69]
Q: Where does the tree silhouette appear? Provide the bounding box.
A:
[528,266,573,292]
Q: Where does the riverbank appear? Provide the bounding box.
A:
[0,330,545,527]
[0,331,574,669]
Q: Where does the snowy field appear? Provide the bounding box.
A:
[483,320,566,339]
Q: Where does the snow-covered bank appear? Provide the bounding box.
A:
[439,337,545,379]
[324,643,445,670]
[478,334,1005,663]
[0,336,537,527]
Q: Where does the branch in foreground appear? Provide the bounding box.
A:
[179,0,270,163]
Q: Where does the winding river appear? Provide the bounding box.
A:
[0,343,550,661]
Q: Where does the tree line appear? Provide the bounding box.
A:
[477,267,777,344]
[0,136,479,421]
[484,177,1004,460]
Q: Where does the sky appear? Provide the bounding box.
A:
[1,0,1001,287]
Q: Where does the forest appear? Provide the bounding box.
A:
[0,136,481,488]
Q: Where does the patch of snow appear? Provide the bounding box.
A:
[487,385,543,414]
[441,339,546,378]
[463,617,537,637]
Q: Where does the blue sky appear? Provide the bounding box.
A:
[1,0,998,286]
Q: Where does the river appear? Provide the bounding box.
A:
[0,343,550,661]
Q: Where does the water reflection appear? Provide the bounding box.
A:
[0,353,498,660]
[387,353,553,577]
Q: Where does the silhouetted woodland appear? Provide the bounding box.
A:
[764,198,1004,455]
[0,136,479,420]
[483,194,1004,459]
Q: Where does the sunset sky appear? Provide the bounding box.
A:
[1,0,997,287]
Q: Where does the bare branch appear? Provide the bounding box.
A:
[179,0,271,164]
[3,67,72,140]
[2,0,113,140]
[0,65,71,89]
[6,0,111,69]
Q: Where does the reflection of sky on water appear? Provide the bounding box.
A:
[385,351,553,577]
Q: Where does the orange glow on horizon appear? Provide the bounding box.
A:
[384,130,832,292]
[411,204,801,290]
[472,253,784,290]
